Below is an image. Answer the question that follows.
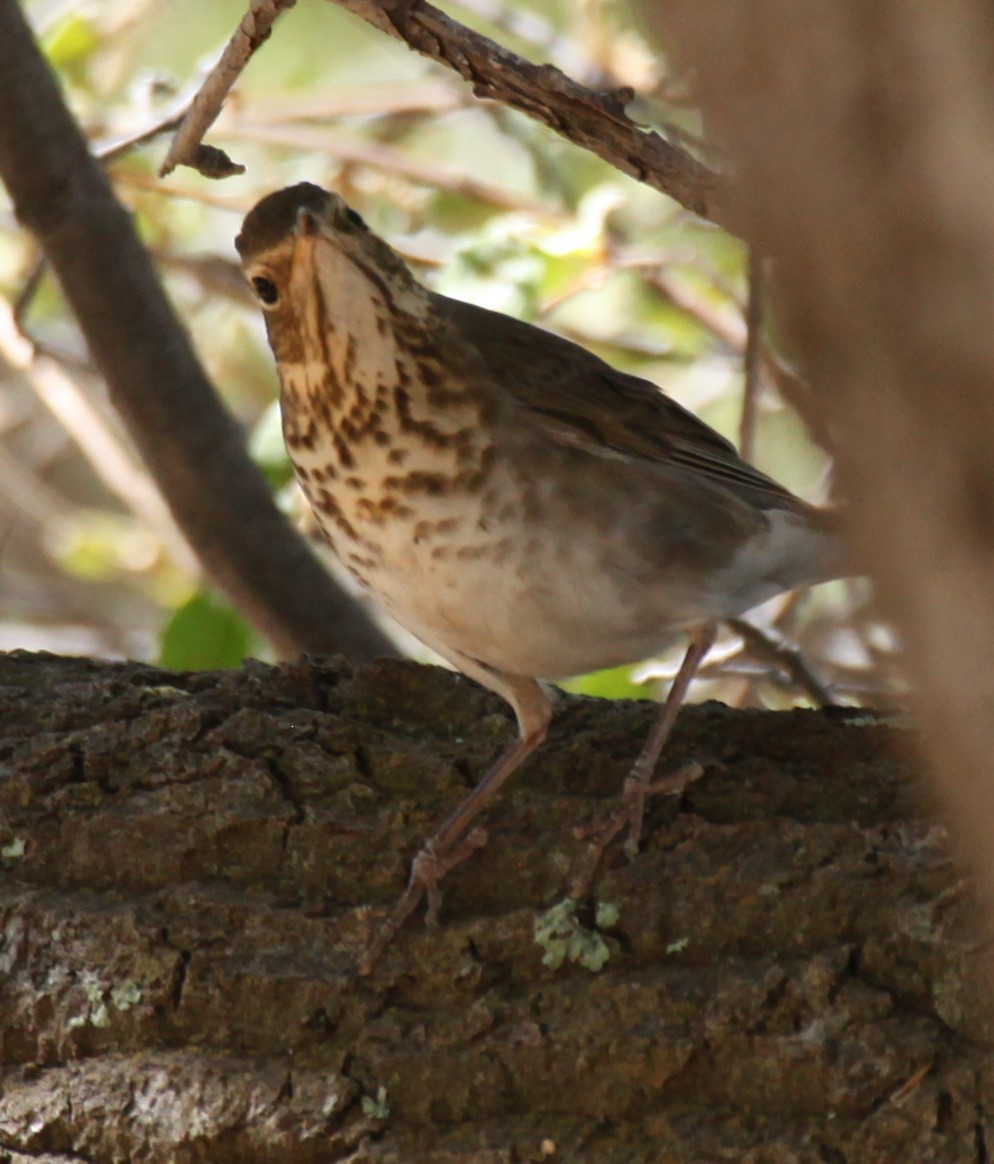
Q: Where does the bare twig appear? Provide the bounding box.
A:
[159,0,298,178]
[645,266,833,456]
[645,265,747,350]
[725,617,840,708]
[224,121,550,212]
[0,0,395,662]
[537,266,610,314]
[97,107,189,166]
[739,249,765,460]
[16,95,200,338]
[0,297,196,570]
[109,169,251,211]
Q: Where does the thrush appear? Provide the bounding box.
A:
[236,182,841,968]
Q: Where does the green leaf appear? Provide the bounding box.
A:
[158,590,258,670]
[562,664,648,701]
[44,14,99,69]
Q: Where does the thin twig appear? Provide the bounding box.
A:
[537,265,610,314]
[159,0,298,178]
[646,263,832,457]
[96,107,189,166]
[645,265,747,350]
[739,249,765,460]
[224,121,551,213]
[0,297,197,570]
[16,97,200,337]
[110,169,251,211]
[725,617,840,708]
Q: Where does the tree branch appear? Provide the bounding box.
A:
[159,0,298,178]
[725,616,839,708]
[159,0,730,230]
[324,0,729,226]
[0,650,986,1161]
[0,0,394,663]
[738,249,765,461]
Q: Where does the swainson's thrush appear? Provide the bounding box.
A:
[236,183,840,969]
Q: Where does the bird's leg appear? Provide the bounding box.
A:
[622,621,717,856]
[359,673,551,973]
[572,622,716,895]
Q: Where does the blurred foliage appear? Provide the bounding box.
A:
[159,590,262,671]
[0,0,895,706]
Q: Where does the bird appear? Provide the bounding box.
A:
[235,182,840,969]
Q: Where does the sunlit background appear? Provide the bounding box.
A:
[1,0,897,707]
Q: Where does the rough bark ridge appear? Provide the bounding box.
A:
[0,650,988,1162]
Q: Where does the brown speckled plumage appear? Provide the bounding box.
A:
[238,183,842,969]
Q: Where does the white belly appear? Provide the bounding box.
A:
[303,473,703,678]
[295,433,833,680]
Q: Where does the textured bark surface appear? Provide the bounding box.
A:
[0,650,989,1162]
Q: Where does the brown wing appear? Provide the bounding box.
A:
[435,293,807,513]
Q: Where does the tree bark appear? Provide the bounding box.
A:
[0,651,988,1162]
[0,0,394,664]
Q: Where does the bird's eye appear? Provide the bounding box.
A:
[344,207,366,230]
[251,276,279,306]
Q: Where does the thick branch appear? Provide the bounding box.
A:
[0,0,394,663]
[0,651,988,1161]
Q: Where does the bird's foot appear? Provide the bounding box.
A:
[570,761,703,898]
[357,826,489,974]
